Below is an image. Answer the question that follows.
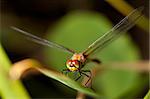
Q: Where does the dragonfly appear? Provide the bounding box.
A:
[11,7,143,86]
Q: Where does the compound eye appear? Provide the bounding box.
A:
[72,60,79,67]
[66,60,73,66]
[66,60,80,71]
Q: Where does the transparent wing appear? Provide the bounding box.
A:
[11,26,75,54]
[83,7,143,57]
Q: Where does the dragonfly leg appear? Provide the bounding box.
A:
[61,69,70,75]
[81,70,91,73]
[81,70,92,86]
[75,71,82,81]
[81,72,91,86]
[87,58,101,64]
[91,58,101,64]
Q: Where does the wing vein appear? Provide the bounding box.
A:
[11,26,75,54]
[83,7,143,57]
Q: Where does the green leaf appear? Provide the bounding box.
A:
[0,44,30,99]
[93,69,141,98]
[9,59,101,98]
[37,67,100,97]
[144,90,150,99]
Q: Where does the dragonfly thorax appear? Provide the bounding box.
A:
[71,53,86,62]
[66,53,86,71]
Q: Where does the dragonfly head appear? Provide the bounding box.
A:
[66,53,86,71]
[66,60,80,71]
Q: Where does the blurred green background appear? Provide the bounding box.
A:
[0,0,149,99]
